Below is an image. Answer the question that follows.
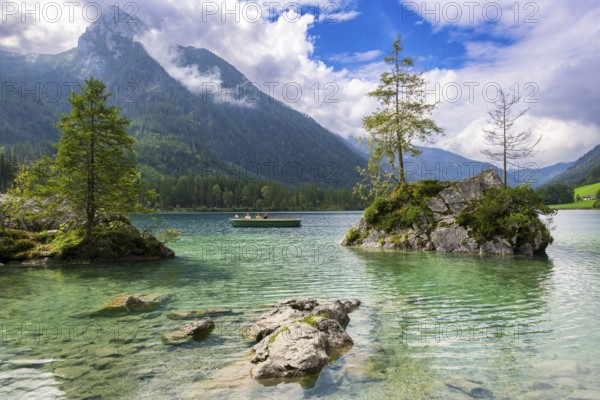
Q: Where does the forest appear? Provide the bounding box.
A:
[0,145,366,211]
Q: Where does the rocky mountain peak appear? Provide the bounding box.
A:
[77,6,147,55]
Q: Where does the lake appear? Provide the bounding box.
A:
[1,210,599,399]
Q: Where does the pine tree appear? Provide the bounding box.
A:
[54,77,141,243]
[357,35,443,199]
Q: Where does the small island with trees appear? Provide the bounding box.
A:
[0,78,175,265]
[344,36,555,256]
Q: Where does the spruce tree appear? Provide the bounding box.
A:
[357,35,443,199]
[54,77,141,243]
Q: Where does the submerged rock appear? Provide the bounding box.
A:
[566,390,600,400]
[162,317,215,345]
[445,378,493,399]
[536,360,591,378]
[90,294,170,316]
[53,366,90,381]
[246,298,360,380]
[182,318,216,337]
[165,309,237,320]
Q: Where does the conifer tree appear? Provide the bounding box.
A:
[54,77,141,242]
[357,35,442,199]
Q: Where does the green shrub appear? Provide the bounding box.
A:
[457,186,555,245]
[344,227,360,244]
[413,180,447,198]
[364,197,394,224]
[362,180,448,234]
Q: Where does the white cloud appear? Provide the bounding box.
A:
[140,29,223,94]
[326,10,361,23]
[399,0,600,166]
[329,50,383,64]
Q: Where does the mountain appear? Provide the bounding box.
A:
[545,144,600,186]
[0,7,365,187]
[346,136,572,188]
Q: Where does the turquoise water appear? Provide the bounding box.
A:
[0,210,599,399]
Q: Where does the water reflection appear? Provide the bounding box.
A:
[351,248,555,397]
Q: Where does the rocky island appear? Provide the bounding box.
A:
[343,169,554,256]
[0,78,176,266]
[0,195,174,266]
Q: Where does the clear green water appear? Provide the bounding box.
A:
[0,210,599,399]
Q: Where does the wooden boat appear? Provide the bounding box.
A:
[229,218,301,228]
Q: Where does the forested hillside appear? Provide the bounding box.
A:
[546,145,600,186]
[0,7,364,189]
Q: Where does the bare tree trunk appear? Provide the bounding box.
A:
[503,103,507,187]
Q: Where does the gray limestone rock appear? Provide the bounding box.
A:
[251,323,329,379]
[247,298,360,380]
[427,198,448,213]
[456,180,483,201]
[431,227,470,252]
[439,188,466,205]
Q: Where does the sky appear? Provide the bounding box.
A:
[1,0,599,167]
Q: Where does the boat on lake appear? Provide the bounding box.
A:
[230,218,302,228]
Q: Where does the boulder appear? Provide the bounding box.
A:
[251,323,329,379]
[247,298,360,380]
[448,202,468,213]
[162,330,194,346]
[479,168,503,188]
[317,318,354,353]
[313,300,353,327]
[456,180,483,201]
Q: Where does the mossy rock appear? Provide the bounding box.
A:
[90,294,171,316]
[57,221,174,262]
[0,229,50,262]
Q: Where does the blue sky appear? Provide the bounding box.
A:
[2,0,600,166]
[311,1,468,71]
